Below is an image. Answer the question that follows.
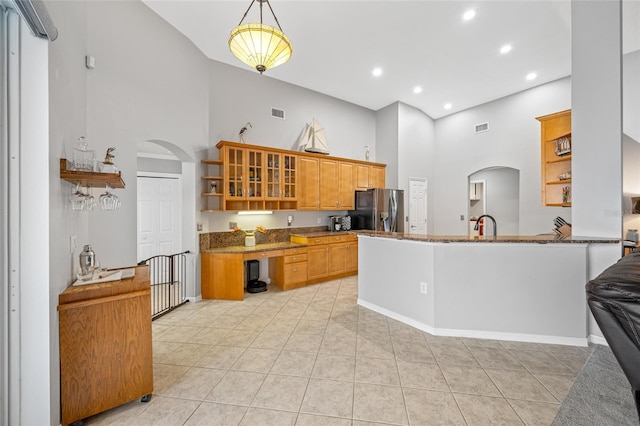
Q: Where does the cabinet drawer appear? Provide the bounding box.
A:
[284,253,308,264]
[284,247,307,256]
[243,250,284,261]
[306,236,331,245]
[284,263,308,284]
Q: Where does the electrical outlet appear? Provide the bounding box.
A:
[420,281,428,294]
[70,235,77,254]
[229,221,237,229]
[317,218,322,224]
[197,222,203,232]
[460,215,465,221]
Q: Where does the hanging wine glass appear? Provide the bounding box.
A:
[99,183,120,211]
[84,186,97,211]
[70,183,86,210]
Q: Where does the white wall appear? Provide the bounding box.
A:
[468,167,520,235]
[375,102,399,188]
[433,78,572,235]
[398,103,436,233]
[84,0,210,267]
[623,50,640,142]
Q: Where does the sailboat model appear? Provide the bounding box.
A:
[297,118,330,155]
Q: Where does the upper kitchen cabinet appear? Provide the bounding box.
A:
[356,164,386,190]
[537,110,572,207]
[212,141,384,212]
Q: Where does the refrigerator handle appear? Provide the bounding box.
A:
[389,192,398,232]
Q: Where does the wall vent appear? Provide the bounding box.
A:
[271,107,285,119]
[475,122,489,133]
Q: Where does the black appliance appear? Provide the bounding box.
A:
[246,260,266,293]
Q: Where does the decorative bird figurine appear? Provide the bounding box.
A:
[239,122,252,143]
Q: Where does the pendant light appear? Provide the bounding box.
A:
[228,0,292,74]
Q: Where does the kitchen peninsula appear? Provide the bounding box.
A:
[357,232,619,346]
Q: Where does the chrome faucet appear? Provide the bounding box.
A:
[474,214,497,237]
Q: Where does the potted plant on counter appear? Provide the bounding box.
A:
[233,225,267,247]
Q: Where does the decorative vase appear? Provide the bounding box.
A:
[245,233,256,247]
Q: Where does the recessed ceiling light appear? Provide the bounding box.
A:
[500,44,512,54]
[463,9,476,21]
[413,86,423,94]
[444,103,452,110]
[526,72,537,81]
[372,67,383,77]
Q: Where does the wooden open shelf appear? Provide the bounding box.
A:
[60,158,125,189]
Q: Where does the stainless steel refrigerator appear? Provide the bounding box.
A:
[348,188,404,232]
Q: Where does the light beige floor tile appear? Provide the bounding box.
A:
[195,345,246,369]
[500,341,548,352]
[284,332,324,353]
[454,393,524,425]
[252,374,309,412]
[295,319,329,335]
[533,373,575,402]
[485,369,558,402]
[271,350,317,377]
[357,336,395,359]
[508,399,560,426]
[300,378,354,418]
[209,315,245,329]
[184,401,247,426]
[295,413,352,426]
[159,342,212,366]
[325,323,357,338]
[312,353,356,381]
[302,308,332,320]
[440,365,501,397]
[392,339,436,364]
[397,360,449,391]
[225,305,257,317]
[424,335,464,346]
[189,327,231,345]
[152,324,173,340]
[162,366,226,400]
[353,382,409,425]
[250,330,292,350]
[403,387,466,425]
[205,370,266,405]
[355,356,400,386]
[263,320,298,334]
[319,333,357,355]
[152,363,190,395]
[549,351,590,375]
[431,343,480,367]
[508,350,574,375]
[467,346,525,370]
[231,347,280,373]
[152,340,183,364]
[240,407,298,425]
[461,337,504,348]
[155,325,201,343]
[218,329,260,347]
[234,316,271,331]
[388,323,426,341]
[132,395,200,426]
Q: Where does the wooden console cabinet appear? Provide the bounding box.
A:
[58,266,153,425]
[291,234,358,284]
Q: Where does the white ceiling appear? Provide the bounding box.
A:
[142,0,639,120]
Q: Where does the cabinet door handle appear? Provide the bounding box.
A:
[293,268,299,272]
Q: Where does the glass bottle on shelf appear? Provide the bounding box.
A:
[72,136,96,171]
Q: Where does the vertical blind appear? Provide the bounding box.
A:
[11,0,57,41]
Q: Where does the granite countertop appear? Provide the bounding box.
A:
[356,230,620,244]
[202,241,306,254]
[290,231,358,238]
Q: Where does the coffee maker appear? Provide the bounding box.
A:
[329,215,351,232]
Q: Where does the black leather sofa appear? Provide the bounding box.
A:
[586,251,640,421]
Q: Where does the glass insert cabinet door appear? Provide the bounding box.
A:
[282,154,296,199]
[246,150,263,198]
[266,152,280,199]
[226,147,244,198]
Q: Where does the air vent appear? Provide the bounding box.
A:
[271,107,285,120]
[475,122,489,133]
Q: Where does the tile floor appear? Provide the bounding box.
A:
[84,276,592,425]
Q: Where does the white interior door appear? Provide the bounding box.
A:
[137,175,181,262]
[408,178,428,234]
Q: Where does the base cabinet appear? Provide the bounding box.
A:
[270,247,308,290]
[291,234,358,284]
[58,266,153,425]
